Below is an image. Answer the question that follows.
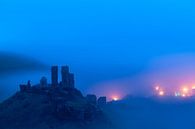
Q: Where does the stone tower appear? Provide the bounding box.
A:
[69,73,75,88]
[61,66,69,87]
[51,66,58,87]
[61,66,75,88]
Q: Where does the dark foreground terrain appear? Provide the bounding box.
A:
[0,88,112,129]
[1,89,195,129]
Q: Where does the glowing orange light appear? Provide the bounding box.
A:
[192,85,195,90]
[159,91,164,96]
[155,86,160,91]
[182,87,189,93]
[111,95,120,101]
[113,97,119,101]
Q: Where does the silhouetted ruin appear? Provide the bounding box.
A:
[61,66,75,88]
[86,94,97,105]
[18,65,107,121]
[98,97,107,106]
[20,66,76,91]
[19,80,31,92]
[51,66,58,88]
[40,76,47,88]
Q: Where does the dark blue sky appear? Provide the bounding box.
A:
[0,0,195,98]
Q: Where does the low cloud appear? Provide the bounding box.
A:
[0,52,48,75]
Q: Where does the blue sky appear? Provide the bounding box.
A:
[0,0,195,97]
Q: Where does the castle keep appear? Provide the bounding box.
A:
[20,66,75,91]
[51,66,75,88]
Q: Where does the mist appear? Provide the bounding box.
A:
[2,53,195,101]
[101,98,195,129]
[88,54,195,99]
[0,52,48,101]
[0,52,47,74]
[1,0,195,128]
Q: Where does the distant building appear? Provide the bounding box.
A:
[97,97,107,106]
[51,66,58,87]
[40,76,47,88]
[86,94,97,105]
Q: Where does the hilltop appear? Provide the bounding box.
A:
[0,66,112,129]
[0,87,112,129]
